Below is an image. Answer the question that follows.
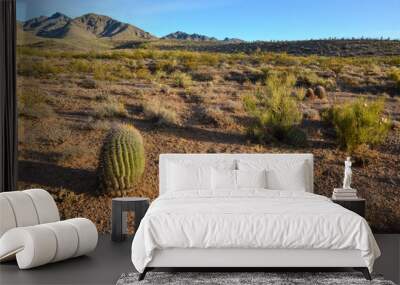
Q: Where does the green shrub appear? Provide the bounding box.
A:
[243,73,303,142]
[329,98,391,152]
[285,127,308,147]
[97,124,145,194]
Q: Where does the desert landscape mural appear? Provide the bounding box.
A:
[16,9,400,233]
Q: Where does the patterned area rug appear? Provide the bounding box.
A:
[116,272,395,285]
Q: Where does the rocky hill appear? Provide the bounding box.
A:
[21,12,154,41]
[162,31,218,41]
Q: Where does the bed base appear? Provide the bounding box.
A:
[138,248,372,281]
[138,267,371,281]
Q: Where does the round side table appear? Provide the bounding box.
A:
[111,197,150,242]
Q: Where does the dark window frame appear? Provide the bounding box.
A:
[0,0,17,192]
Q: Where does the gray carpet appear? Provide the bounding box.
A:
[117,272,395,285]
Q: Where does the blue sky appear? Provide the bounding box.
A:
[17,0,400,41]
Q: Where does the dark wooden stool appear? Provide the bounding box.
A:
[111,197,150,242]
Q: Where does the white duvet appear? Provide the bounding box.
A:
[131,190,380,273]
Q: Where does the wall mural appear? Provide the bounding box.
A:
[16,0,400,233]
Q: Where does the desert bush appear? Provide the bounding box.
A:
[115,65,135,80]
[339,73,363,89]
[18,60,61,77]
[97,124,145,194]
[328,98,391,152]
[79,78,97,89]
[285,127,308,147]
[142,99,178,126]
[40,125,72,146]
[69,59,92,73]
[135,68,153,80]
[57,145,85,164]
[18,88,54,118]
[388,68,400,91]
[243,73,303,142]
[198,106,234,127]
[172,71,192,88]
[191,71,214,82]
[293,87,306,101]
[297,71,336,90]
[93,98,128,118]
[94,64,118,81]
[95,92,111,101]
[303,108,321,121]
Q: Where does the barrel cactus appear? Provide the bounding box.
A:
[286,127,308,147]
[97,124,145,194]
[315,85,327,99]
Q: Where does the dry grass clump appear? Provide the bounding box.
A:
[93,98,128,118]
[142,99,179,126]
[297,71,336,90]
[39,124,72,146]
[18,88,55,119]
[69,59,92,73]
[135,68,153,80]
[57,145,86,164]
[94,64,118,81]
[198,106,234,127]
[293,87,306,101]
[172,71,192,88]
[303,108,321,121]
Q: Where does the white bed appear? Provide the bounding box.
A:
[131,154,380,280]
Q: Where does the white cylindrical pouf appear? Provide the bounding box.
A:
[42,221,79,262]
[24,189,60,224]
[65,218,98,257]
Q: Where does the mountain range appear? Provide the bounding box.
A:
[20,12,154,41]
[19,12,243,43]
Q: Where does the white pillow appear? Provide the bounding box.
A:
[266,165,307,191]
[237,159,309,191]
[212,168,237,190]
[167,162,212,191]
[236,169,267,189]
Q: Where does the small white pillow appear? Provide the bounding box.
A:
[212,168,237,191]
[167,163,212,191]
[236,169,267,189]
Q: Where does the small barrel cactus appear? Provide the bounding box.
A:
[305,88,315,99]
[286,127,308,147]
[315,85,327,99]
[97,124,145,194]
